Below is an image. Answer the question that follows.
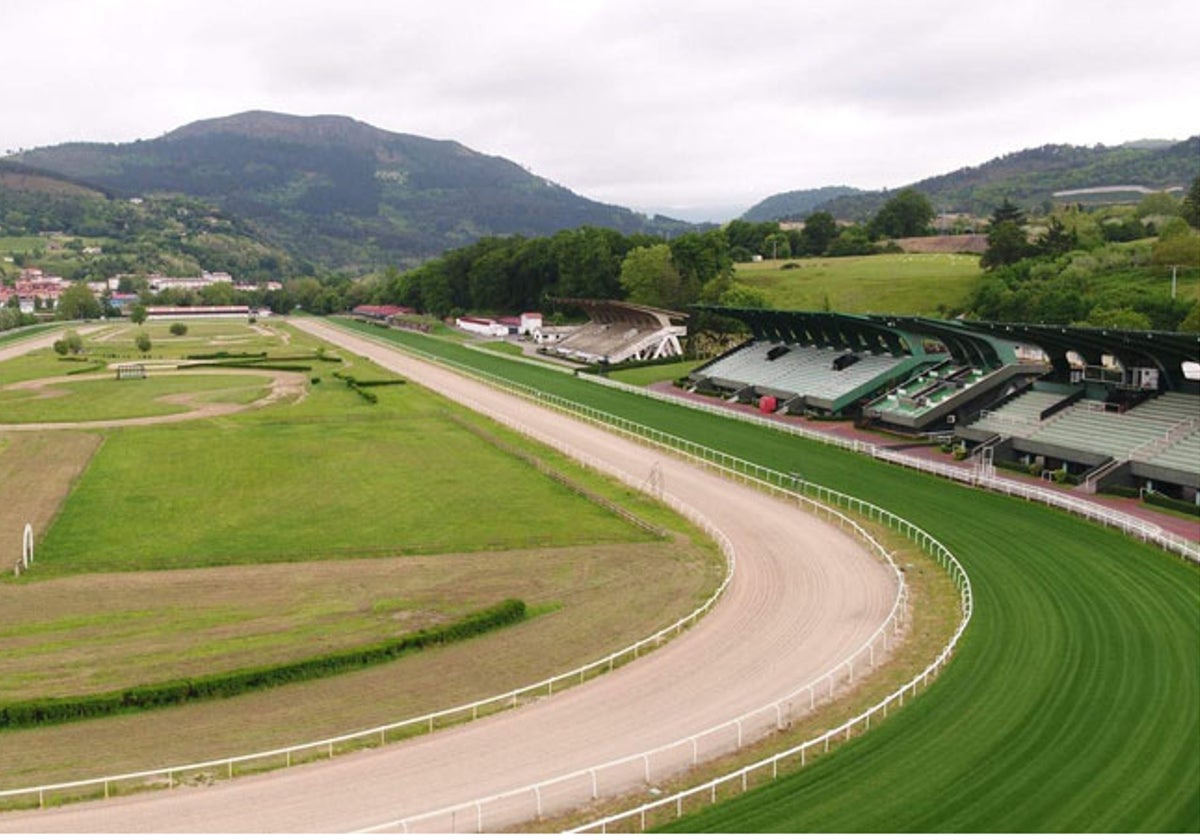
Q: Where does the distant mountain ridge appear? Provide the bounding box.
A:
[748,137,1199,222]
[7,111,693,271]
[739,186,863,223]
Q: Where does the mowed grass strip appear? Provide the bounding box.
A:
[733,252,981,315]
[0,373,273,423]
[329,316,1199,832]
[0,538,721,789]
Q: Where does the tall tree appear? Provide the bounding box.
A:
[800,211,838,256]
[1181,174,1200,229]
[619,244,683,309]
[868,189,935,239]
[56,283,101,320]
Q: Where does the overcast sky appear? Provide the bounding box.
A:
[3,0,1198,221]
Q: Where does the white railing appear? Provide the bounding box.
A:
[568,522,969,834]
[0,381,740,812]
[357,452,919,834]
[575,373,1200,564]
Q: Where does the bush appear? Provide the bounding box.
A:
[169,322,188,336]
[1144,491,1200,518]
[0,600,526,729]
[134,332,151,353]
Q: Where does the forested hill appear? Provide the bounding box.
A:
[0,160,301,282]
[739,186,863,222]
[7,111,694,271]
[751,137,1199,221]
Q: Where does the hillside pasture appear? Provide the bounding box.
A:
[733,253,981,316]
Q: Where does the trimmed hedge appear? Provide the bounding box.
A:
[0,599,526,729]
[331,370,404,404]
[65,361,106,375]
[186,351,268,360]
[185,361,313,372]
[1144,492,1200,518]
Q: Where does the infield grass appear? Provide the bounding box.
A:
[330,316,1199,832]
[0,373,272,423]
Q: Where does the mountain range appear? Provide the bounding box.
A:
[744,137,1198,222]
[4,112,1197,276]
[6,111,692,271]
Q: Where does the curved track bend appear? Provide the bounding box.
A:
[0,320,897,832]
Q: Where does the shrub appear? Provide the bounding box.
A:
[169,322,188,336]
[0,600,526,728]
[134,332,151,353]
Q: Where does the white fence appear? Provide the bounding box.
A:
[575,373,1200,564]
[0,377,740,812]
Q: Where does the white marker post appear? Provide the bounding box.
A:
[22,523,33,571]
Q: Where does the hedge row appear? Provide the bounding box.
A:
[185,361,313,372]
[331,370,404,404]
[65,361,107,375]
[0,599,526,729]
[1144,492,1200,518]
[186,351,267,360]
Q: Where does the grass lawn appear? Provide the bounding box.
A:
[33,374,654,574]
[607,360,703,387]
[331,316,1199,832]
[0,373,272,423]
[0,536,721,789]
[733,253,981,315]
[0,319,726,788]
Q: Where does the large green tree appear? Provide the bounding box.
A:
[56,283,102,321]
[1181,174,1200,228]
[800,211,838,256]
[868,189,936,239]
[619,244,683,309]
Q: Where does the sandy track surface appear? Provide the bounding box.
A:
[0,319,898,833]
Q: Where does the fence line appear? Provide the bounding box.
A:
[323,333,969,834]
[574,373,1200,564]
[0,377,740,812]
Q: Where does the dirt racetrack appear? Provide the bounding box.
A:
[0,319,899,832]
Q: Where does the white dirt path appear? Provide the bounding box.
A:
[0,318,898,833]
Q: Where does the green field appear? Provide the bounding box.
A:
[331,316,1199,832]
[0,318,726,783]
[0,373,272,423]
[733,253,982,315]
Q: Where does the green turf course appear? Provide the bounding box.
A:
[328,316,1199,832]
[733,253,981,315]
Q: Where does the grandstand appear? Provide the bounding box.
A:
[541,299,687,365]
[682,307,1199,503]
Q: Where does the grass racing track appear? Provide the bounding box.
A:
[331,318,1199,832]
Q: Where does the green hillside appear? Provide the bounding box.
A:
[0,161,300,282]
[753,137,1199,221]
[8,111,693,272]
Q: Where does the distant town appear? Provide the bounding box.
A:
[0,267,281,315]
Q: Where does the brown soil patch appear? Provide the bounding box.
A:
[0,431,101,572]
[894,234,987,253]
